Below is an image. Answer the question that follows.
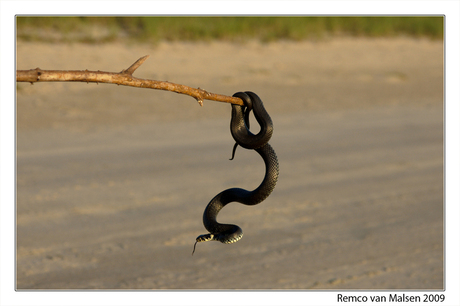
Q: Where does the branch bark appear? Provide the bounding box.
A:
[16,55,244,107]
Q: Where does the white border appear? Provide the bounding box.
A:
[1,1,459,306]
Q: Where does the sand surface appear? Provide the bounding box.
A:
[16,37,443,289]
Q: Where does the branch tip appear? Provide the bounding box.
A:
[123,55,150,75]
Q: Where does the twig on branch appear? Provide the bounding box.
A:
[16,55,244,107]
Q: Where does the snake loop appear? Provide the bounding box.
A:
[193,91,279,255]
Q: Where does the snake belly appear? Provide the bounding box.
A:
[195,91,279,246]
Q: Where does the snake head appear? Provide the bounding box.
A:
[196,233,215,242]
[192,234,215,255]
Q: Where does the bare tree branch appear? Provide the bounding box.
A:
[16,55,244,107]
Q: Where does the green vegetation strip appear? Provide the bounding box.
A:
[17,16,443,43]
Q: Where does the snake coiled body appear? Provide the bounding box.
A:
[193,91,279,252]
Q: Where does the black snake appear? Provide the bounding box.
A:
[193,91,279,254]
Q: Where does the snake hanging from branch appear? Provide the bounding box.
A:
[193,91,279,255]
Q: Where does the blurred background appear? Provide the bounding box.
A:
[16,16,443,289]
[17,16,443,43]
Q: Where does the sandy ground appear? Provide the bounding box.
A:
[16,37,443,289]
